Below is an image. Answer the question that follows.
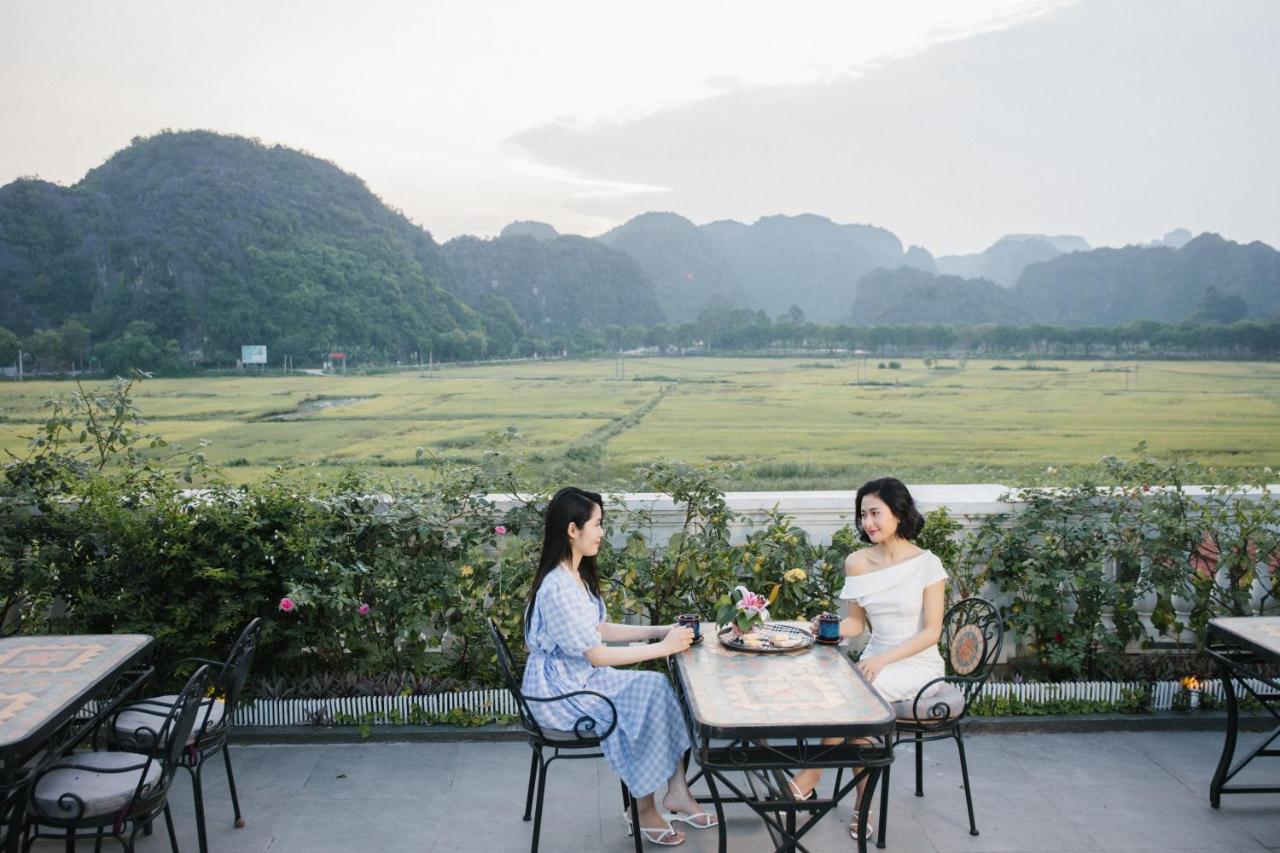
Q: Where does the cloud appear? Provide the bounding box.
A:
[505,0,1280,253]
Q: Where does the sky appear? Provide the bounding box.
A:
[1,0,1277,256]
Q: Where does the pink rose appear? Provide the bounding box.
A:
[358,603,370,616]
[494,525,507,535]
[278,597,296,613]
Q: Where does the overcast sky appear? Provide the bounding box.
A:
[2,0,1277,255]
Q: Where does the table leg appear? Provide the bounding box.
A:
[703,770,728,853]
[1210,653,1238,809]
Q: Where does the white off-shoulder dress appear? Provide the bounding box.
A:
[838,551,948,701]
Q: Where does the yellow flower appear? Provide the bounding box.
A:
[459,564,474,577]
[784,568,807,583]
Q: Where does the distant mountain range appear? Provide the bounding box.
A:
[1,131,1277,367]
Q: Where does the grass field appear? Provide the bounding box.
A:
[2,358,1278,488]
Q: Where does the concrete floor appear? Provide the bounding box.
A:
[21,729,1280,852]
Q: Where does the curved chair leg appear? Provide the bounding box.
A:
[523,748,540,821]
[222,743,245,828]
[164,803,180,852]
[529,757,549,853]
[914,732,925,797]
[876,763,890,849]
[191,757,210,853]
[954,728,979,836]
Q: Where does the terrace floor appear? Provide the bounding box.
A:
[25,729,1280,852]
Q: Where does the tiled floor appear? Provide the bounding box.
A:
[19,729,1280,852]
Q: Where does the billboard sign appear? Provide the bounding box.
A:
[241,345,267,365]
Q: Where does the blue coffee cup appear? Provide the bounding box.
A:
[818,613,840,641]
[678,614,701,641]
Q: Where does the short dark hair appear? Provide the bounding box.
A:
[854,477,924,543]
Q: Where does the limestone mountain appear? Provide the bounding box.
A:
[935,234,1091,286]
[0,130,483,363]
[596,212,742,324]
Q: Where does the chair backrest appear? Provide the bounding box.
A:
[199,617,261,739]
[940,597,1003,705]
[486,618,543,737]
[129,664,213,816]
[219,617,262,711]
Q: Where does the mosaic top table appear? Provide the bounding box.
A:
[1206,616,1280,808]
[672,624,894,853]
[0,634,153,851]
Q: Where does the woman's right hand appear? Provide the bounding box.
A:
[662,625,695,654]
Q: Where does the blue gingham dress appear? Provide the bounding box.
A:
[522,566,690,798]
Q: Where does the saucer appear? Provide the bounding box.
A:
[814,636,842,646]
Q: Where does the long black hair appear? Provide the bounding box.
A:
[855,477,924,543]
[524,486,605,630]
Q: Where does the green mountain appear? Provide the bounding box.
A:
[1014,233,1280,325]
[853,234,1279,326]
[597,212,742,323]
[698,214,933,322]
[0,131,483,366]
[852,268,1029,325]
[440,232,663,336]
[936,234,1091,286]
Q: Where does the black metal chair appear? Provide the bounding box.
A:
[874,596,1003,846]
[23,665,212,852]
[109,618,262,853]
[487,618,643,853]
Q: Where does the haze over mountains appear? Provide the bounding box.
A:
[1,132,1277,365]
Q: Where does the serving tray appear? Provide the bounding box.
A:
[717,622,815,654]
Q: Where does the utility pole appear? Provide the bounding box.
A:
[17,349,23,382]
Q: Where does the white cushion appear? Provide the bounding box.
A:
[891,683,967,723]
[113,695,226,748]
[32,752,161,821]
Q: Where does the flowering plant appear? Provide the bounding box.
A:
[715,585,772,634]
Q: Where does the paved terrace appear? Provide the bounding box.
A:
[27,729,1279,852]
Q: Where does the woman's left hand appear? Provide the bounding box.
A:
[856,654,889,683]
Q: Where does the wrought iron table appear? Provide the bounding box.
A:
[672,624,895,853]
[0,634,154,852]
[1206,616,1280,807]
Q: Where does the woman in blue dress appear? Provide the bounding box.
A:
[522,486,716,846]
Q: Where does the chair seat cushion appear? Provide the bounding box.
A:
[891,683,967,725]
[114,695,226,748]
[540,725,604,746]
[31,751,161,821]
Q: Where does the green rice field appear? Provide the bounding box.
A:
[2,358,1278,488]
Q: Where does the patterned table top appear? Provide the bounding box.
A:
[0,635,152,759]
[674,623,894,740]
[1208,616,1280,662]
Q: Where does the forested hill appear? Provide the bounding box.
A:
[440,233,663,340]
[852,234,1280,326]
[0,131,487,367]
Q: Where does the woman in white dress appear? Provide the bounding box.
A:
[789,477,947,840]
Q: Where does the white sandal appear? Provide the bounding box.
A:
[849,813,875,841]
[623,811,685,846]
[660,810,719,829]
